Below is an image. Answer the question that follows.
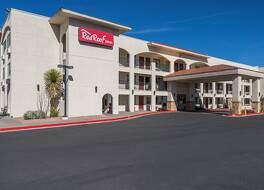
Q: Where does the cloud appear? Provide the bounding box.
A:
[127,27,176,34]
[167,12,235,24]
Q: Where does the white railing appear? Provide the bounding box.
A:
[155,65,170,72]
[119,80,129,89]
[119,61,129,67]
[134,63,151,70]
[156,84,167,91]
[195,88,201,93]
[204,89,213,94]
[244,91,250,96]
[216,90,224,94]
[134,82,151,91]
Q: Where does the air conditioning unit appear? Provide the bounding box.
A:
[7,48,11,54]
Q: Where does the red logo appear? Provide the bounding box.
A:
[79,27,114,47]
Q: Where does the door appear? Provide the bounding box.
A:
[139,96,144,110]
[139,56,144,69]
[145,58,151,69]
[177,94,186,111]
[139,76,144,90]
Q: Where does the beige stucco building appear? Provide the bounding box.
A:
[0,8,263,117]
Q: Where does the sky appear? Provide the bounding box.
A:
[0,0,264,66]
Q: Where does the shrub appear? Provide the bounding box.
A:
[23,110,47,120]
[50,107,59,117]
[261,96,264,112]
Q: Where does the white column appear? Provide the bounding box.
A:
[167,81,177,111]
[232,76,242,102]
[200,83,204,106]
[151,59,156,111]
[252,79,260,101]
[212,82,216,109]
[170,61,174,73]
[129,54,135,112]
[232,76,242,114]
[223,82,227,106]
[252,79,261,112]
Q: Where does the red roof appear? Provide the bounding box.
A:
[165,64,238,78]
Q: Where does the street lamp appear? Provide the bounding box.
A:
[57,64,73,119]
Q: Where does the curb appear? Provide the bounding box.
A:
[0,111,176,133]
[223,112,264,118]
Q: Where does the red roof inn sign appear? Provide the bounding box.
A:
[79,27,114,47]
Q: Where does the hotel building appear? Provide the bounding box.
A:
[0,8,263,117]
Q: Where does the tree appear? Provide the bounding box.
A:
[44,69,63,117]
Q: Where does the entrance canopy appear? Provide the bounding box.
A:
[164,64,264,83]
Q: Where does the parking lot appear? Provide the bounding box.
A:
[0,112,264,190]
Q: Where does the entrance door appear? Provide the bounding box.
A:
[102,94,113,114]
[139,96,144,110]
[139,76,144,90]
[177,94,186,111]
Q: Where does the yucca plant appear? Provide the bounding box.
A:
[44,69,63,117]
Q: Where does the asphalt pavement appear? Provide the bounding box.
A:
[1,112,264,190]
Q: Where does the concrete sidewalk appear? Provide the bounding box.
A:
[0,111,153,129]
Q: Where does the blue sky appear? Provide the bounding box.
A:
[0,0,264,66]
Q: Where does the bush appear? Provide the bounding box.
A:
[24,110,47,120]
[50,107,59,117]
[261,96,264,112]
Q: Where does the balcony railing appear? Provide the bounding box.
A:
[156,84,167,91]
[134,63,151,70]
[119,80,129,89]
[216,89,224,94]
[227,91,232,95]
[216,104,224,109]
[244,91,250,96]
[204,89,213,94]
[155,65,170,72]
[195,88,201,93]
[134,82,151,91]
[119,61,129,67]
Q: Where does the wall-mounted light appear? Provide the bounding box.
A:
[37,84,40,92]
[95,86,98,93]
[132,89,134,95]
[154,91,156,95]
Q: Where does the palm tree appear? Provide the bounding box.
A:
[44,69,63,117]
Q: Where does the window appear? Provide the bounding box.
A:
[154,58,160,69]
[3,40,6,53]
[244,98,250,106]
[244,86,250,92]
[145,58,151,69]
[7,33,11,48]
[7,63,11,76]
[174,61,186,72]
[2,67,5,80]
[139,56,144,68]
[146,96,151,105]
[119,49,129,67]
[195,97,201,104]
